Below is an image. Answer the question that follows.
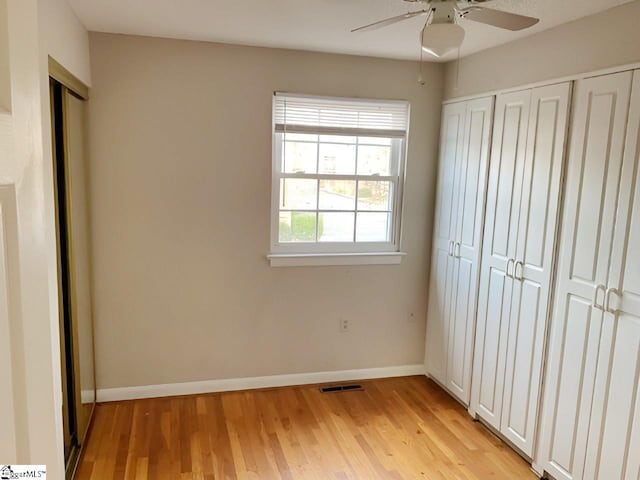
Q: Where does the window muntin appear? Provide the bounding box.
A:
[271,94,409,254]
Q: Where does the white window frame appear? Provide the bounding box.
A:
[268,93,410,266]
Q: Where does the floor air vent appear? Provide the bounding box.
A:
[320,384,363,393]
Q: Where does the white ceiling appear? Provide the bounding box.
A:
[67,0,634,62]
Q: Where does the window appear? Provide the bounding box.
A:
[269,93,410,265]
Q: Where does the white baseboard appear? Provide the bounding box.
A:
[97,364,426,402]
[81,389,95,404]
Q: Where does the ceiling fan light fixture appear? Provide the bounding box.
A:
[420,23,465,58]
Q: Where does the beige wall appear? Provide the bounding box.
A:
[444,1,640,99]
[88,33,444,390]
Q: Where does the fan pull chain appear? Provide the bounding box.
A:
[418,21,427,86]
[454,44,461,91]
[417,9,435,86]
[418,43,425,85]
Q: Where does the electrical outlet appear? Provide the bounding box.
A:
[340,318,349,333]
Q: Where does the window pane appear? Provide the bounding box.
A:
[358,181,392,211]
[318,212,355,242]
[357,145,391,176]
[279,212,317,242]
[359,136,392,146]
[283,132,317,142]
[319,143,356,174]
[283,141,317,173]
[356,212,391,242]
[319,135,357,144]
[319,180,356,210]
[280,178,317,210]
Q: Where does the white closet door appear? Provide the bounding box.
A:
[471,90,531,427]
[499,82,571,456]
[446,96,494,403]
[426,102,466,385]
[583,71,640,480]
[537,71,633,480]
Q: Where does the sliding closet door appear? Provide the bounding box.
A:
[537,71,633,480]
[50,76,95,473]
[446,96,493,403]
[471,90,530,427]
[64,91,95,444]
[582,70,640,480]
[426,102,466,385]
[0,187,19,460]
[499,82,570,456]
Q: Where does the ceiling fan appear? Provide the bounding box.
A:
[352,0,540,58]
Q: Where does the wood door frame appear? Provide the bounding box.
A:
[49,57,89,101]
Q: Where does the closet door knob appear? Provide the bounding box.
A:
[455,242,462,258]
[506,258,515,278]
[448,241,455,257]
[593,284,606,310]
[514,260,524,281]
[605,287,620,314]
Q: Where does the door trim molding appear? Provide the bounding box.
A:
[48,57,89,100]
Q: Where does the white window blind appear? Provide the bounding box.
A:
[274,93,410,138]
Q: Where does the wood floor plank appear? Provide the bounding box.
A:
[77,376,536,480]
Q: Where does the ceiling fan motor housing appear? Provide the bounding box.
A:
[406,0,463,26]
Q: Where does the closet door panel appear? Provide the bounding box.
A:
[448,256,473,398]
[457,99,494,256]
[426,102,466,384]
[583,71,640,480]
[427,249,457,384]
[435,105,465,245]
[476,267,511,419]
[500,83,571,456]
[538,71,633,480]
[570,88,625,283]
[501,279,541,440]
[492,101,527,257]
[518,87,569,271]
[585,314,640,480]
[625,384,640,480]
[446,96,494,403]
[471,90,530,425]
[548,297,602,475]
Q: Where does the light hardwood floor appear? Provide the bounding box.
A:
[76,376,536,479]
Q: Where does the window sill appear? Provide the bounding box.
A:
[267,252,406,267]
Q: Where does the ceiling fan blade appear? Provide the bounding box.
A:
[462,7,539,31]
[351,9,430,33]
